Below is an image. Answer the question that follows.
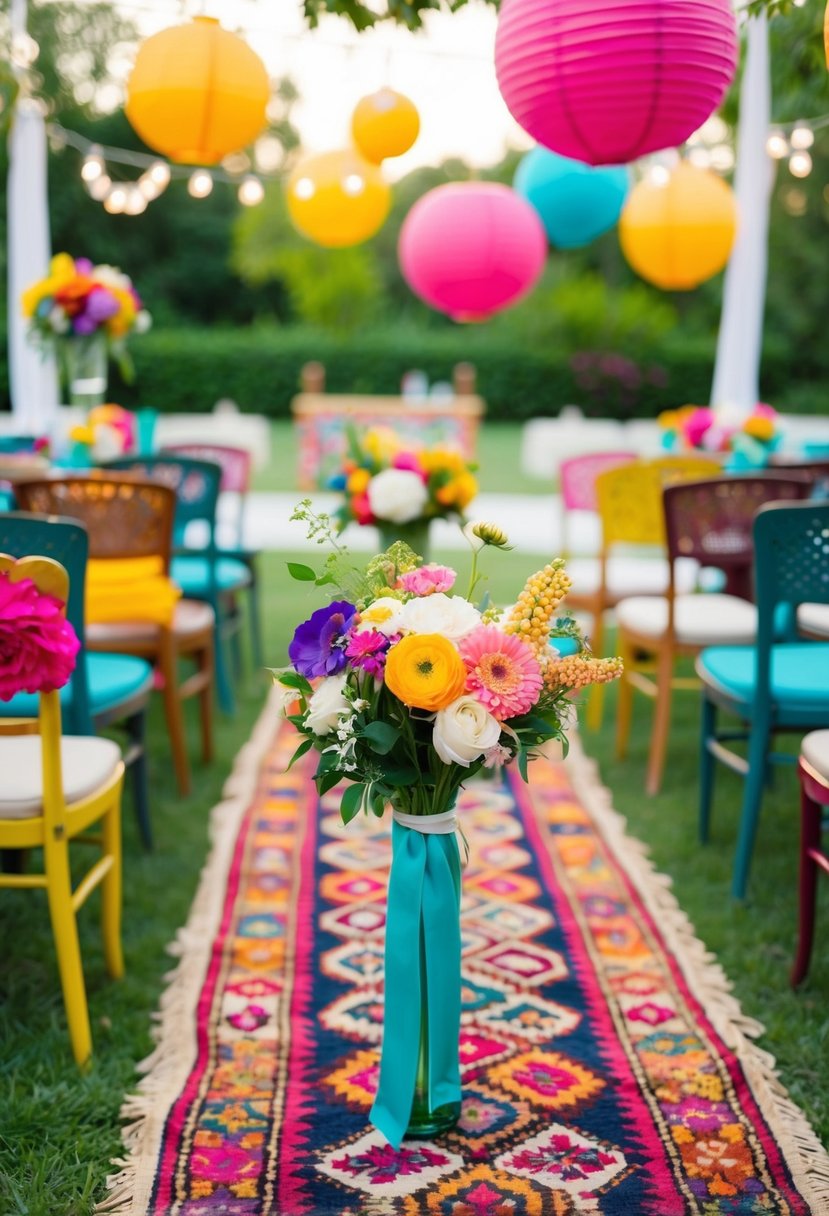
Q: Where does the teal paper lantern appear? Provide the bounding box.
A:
[514,146,630,249]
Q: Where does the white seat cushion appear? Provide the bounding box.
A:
[616,593,758,647]
[798,603,829,639]
[802,730,829,783]
[0,736,122,819]
[564,556,699,599]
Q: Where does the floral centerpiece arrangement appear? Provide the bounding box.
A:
[68,403,137,465]
[22,253,151,405]
[658,403,780,468]
[328,426,478,557]
[273,504,622,1147]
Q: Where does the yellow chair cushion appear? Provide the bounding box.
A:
[86,557,181,627]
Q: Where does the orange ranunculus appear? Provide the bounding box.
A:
[385,633,467,711]
[54,274,95,317]
[743,415,775,443]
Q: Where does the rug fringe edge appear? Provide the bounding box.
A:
[94,690,283,1215]
[563,731,829,1212]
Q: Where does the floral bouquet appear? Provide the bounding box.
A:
[658,403,780,469]
[273,504,621,1147]
[328,427,478,557]
[22,253,151,402]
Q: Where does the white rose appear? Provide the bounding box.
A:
[305,673,350,736]
[433,696,502,768]
[355,595,406,636]
[367,468,429,524]
[397,593,481,640]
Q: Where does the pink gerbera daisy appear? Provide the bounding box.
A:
[459,626,542,720]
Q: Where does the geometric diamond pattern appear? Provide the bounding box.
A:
[477,993,581,1043]
[496,1124,629,1199]
[470,939,569,987]
[490,1050,604,1111]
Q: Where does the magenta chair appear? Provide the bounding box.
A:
[792,730,829,986]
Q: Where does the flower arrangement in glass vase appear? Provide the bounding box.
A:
[273,504,622,1147]
[658,402,780,469]
[329,427,478,560]
[21,253,151,407]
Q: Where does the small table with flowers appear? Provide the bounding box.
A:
[291,393,486,490]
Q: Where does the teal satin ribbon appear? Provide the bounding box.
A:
[370,818,462,1148]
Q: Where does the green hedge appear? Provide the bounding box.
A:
[0,325,811,421]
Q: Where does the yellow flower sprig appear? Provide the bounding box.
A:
[543,654,624,690]
[504,561,572,656]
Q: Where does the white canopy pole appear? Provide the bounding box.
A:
[710,11,771,419]
[7,0,60,433]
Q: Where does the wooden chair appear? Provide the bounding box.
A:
[696,501,829,900]
[162,443,263,670]
[0,553,125,1066]
[791,730,829,986]
[105,455,245,715]
[615,474,812,795]
[0,513,155,847]
[581,455,721,729]
[14,474,214,796]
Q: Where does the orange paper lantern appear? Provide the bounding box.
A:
[351,89,420,163]
[286,149,391,248]
[619,163,737,291]
[125,17,269,165]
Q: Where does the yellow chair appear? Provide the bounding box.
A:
[0,554,125,1067]
[585,455,722,730]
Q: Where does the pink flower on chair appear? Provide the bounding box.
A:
[0,572,80,701]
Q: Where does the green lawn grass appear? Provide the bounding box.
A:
[1,546,827,1214]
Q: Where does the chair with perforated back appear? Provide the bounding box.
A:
[14,474,214,796]
[0,553,125,1066]
[558,450,638,558]
[791,730,829,986]
[580,455,722,729]
[0,512,155,847]
[614,474,813,795]
[162,442,262,669]
[105,455,244,714]
[696,500,829,900]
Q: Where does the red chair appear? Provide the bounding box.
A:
[791,730,829,986]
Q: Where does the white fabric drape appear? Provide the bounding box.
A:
[710,12,771,418]
[7,0,60,432]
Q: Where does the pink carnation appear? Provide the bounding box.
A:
[682,407,715,449]
[345,629,396,679]
[392,452,428,481]
[398,564,456,596]
[459,626,543,720]
[0,573,80,701]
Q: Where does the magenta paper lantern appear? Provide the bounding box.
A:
[495,0,738,166]
[398,182,547,321]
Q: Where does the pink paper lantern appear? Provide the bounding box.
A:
[495,0,738,167]
[398,182,547,321]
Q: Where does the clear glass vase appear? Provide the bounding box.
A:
[377,518,431,563]
[60,333,108,407]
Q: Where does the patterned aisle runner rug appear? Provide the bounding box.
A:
[99,697,829,1215]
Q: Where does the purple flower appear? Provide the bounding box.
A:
[72,314,98,335]
[74,257,94,275]
[289,600,357,679]
[84,287,120,323]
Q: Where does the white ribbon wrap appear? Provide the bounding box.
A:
[392,807,468,865]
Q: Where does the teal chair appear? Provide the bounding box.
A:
[105,455,247,714]
[696,501,829,900]
[0,513,155,848]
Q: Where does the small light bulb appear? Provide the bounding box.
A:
[766,132,789,160]
[789,125,814,151]
[138,172,160,200]
[188,170,214,199]
[238,175,264,206]
[343,173,365,196]
[294,176,315,201]
[81,146,105,182]
[710,144,735,172]
[649,165,671,187]
[688,147,711,170]
[124,188,148,216]
[789,150,812,178]
[149,160,171,188]
[87,173,111,202]
[104,186,128,214]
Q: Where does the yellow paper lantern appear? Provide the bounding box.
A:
[619,162,737,291]
[351,89,420,163]
[125,17,269,165]
[286,149,391,248]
